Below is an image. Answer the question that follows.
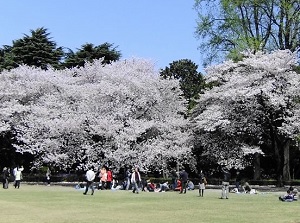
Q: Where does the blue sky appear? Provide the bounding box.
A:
[0,0,204,71]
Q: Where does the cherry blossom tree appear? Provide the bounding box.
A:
[191,50,300,183]
[0,58,192,173]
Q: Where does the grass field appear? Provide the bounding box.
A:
[0,184,299,223]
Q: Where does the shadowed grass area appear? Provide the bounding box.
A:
[0,185,299,223]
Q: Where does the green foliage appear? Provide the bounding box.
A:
[0,28,121,71]
[63,42,121,68]
[194,0,300,65]
[8,27,64,70]
[293,65,300,74]
[160,59,205,110]
[0,45,15,71]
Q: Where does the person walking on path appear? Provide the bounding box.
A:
[199,170,206,197]
[83,166,95,195]
[14,166,24,189]
[179,169,188,194]
[220,166,231,199]
[131,167,141,194]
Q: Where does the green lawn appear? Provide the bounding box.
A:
[0,184,299,223]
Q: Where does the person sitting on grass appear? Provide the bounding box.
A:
[156,182,169,192]
[174,179,182,191]
[242,182,252,193]
[279,189,294,202]
[187,180,194,190]
[145,180,156,192]
[292,188,298,201]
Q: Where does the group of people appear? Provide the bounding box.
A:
[2,166,24,189]
[83,165,132,195]
[144,180,170,192]
[80,164,300,202]
[131,167,196,194]
[83,166,193,195]
[98,166,113,190]
[82,165,210,196]
[3,163,299,203]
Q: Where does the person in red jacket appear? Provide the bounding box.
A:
[106,168,113,189]
[174,179,182,191]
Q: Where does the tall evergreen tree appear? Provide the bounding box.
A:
[63,42,121,68]
[0,45,15,71]
[160,59,204,110]
[2,27,64,70]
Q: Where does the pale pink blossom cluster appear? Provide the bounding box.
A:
[0,58,192,172]
[192,50,300,169]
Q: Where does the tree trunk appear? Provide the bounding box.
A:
[274,139,283,187]
[282,139,291,181]
[253,152,261,180]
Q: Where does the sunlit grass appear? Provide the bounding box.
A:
[0,185,299,223]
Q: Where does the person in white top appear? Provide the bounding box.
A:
[14,166,24,189]
[83,166,95,195]
[131,167,141,194]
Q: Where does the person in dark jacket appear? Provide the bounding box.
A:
[125,168,132,190]
[170,169,178,190]
[179,169,188,194]
[220,166,231,199]
[2,167,10,189]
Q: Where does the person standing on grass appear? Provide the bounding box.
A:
[125,167,132,190]
[131,166,141,194]
[14,166,24,189]
[170,168,178,191]
[46,167,51,186]
[220,166,231,199]
[106,168,113,190]
[2,167,10,189]
[235,171,241,192]
[199,170,206,197]
[83,166,95,195]
[99,166,107,190]
[12,166,17,187]
[179,168,188,194]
